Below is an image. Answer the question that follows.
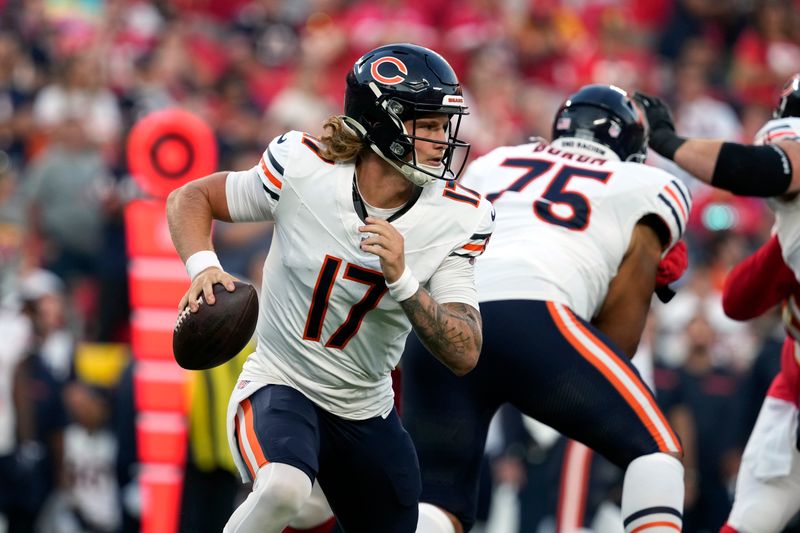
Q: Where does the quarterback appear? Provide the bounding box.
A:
[403,85,690,533]
[166,43,494,533]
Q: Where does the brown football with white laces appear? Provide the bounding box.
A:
[172,281,259,370]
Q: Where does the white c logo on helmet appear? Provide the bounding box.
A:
[370,57,408,85]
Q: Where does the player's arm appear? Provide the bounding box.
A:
[634,92,800,196]
[167,172,237,311]
[400,297,481,377]
[592,221,665,357]
[359,216,483,375]
[167,172,232,261]
[722,235,798,320]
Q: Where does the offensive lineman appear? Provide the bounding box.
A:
[403,85,690,533]
[640,76,800,533]
[166,43,494,533]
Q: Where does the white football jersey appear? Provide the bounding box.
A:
[461,140,691,321]
[225,131,494,420]
[758,117,800,279]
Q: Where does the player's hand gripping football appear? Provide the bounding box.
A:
[179,267,239,313]
[359,216,405,283]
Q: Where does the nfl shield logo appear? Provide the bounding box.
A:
[609,122,621,138]
[556,117,571,130]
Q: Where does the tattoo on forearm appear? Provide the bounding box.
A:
[400,290,482,365]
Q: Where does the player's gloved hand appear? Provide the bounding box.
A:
[654,240,688,303]
[633,92,686,160]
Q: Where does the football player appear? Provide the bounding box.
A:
[634,75,800,198]
[166,43,494,533]
[644,76,800,533]
[403,85,690,533]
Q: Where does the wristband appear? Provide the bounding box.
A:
[386,266,420,302]
[650,128,686,160]
[186,250,222,280]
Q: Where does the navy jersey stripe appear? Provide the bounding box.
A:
[470,232,492,240]
[262,184,279,202]
[623,506,682,527]
[658,193,683,236]
[267,148,285,175]
[669,180,691,213]
[766,123,793,134]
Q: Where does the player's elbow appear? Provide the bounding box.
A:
[449,346,480,376]
[167,182,198,214]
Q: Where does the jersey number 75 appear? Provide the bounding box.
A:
[486,158,611,231]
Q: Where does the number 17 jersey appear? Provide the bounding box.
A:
[461,140,692,321]
[224,131,495,420]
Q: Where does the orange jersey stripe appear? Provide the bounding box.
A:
[463,243,486,252]
[234,411,256,479]
[630,521,681,533]
[260,158,283,190]
[664,186,687,220]
[547,302,673,452]
[563,309,681,452]
[767,131,797,142]
[242,399,269,470]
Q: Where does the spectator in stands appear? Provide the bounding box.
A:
[32,52,121,159]
[23,116,113,295]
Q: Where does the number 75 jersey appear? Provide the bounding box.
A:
[461,140,692,321]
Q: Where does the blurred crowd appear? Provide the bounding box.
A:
[0,0,798,532]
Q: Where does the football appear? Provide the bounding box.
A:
[173,281,259,370]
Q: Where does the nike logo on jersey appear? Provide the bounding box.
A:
[277,133,288,144]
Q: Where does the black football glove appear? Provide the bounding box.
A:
[633,92,686,160]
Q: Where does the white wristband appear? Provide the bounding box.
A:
[185,250,222,280]
[386,266,419,302]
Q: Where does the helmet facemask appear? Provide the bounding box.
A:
[346,81,470,187]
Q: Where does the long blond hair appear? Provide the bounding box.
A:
[318,116,368,162]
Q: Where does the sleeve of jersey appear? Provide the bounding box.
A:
[256,133,291,205]
[448,202,495,260]
[226,133,291,222]
[225,167,275,222]
[722,235,797,320]
[754,117,800,145]
[653,178,693,247]
[428,201,495,307]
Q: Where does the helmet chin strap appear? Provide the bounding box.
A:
[340,115,443,187]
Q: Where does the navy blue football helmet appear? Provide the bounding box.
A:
[552,84,647,162]
[775,73,800,119]
[343,43,469,186]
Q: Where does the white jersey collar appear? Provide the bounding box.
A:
[549,138,620,162]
